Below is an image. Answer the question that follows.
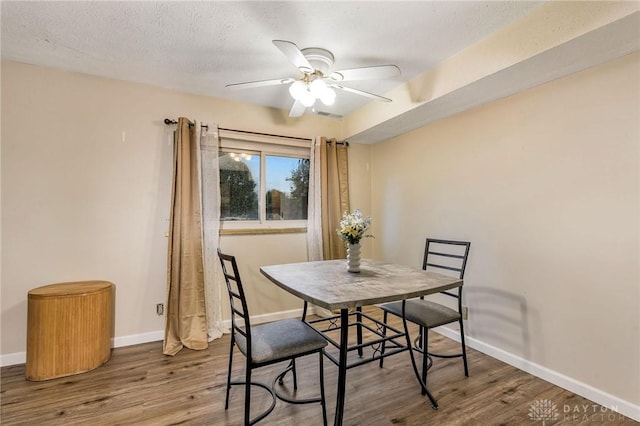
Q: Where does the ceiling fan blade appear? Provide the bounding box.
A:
[289,99,306,117]
[329,65,400,82]
[330,84,392,102]
[226,77,294,90]
[273,40,314,73]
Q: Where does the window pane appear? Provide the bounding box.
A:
[266,156,309,221]
[219,150,259,220]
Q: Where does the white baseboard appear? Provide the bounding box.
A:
[227,307,308,328]
[113,330,165,348]
[0,308,309,368]
[435,326,640,422]
[0,330,166,367]
[1,352,27,367]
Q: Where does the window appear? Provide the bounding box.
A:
[219,150,260,221]
[218,130,310,232]
[266,155,309,221]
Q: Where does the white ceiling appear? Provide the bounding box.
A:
[1,1,545,118]
[3,2,638,144]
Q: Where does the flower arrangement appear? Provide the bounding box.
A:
[337,209,373,245]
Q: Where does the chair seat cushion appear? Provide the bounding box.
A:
[235,318,327,364]
[381,299,461,329]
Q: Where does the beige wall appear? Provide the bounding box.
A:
[0,61,342,357]
[369,52,639,406]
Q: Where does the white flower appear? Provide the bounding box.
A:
[337,209,373,245]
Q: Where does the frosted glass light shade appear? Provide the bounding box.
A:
[309,79,328,97]
[289,79,335,109]
[289,81,308,100]
[320,88,336,106]
[300,91,316,107]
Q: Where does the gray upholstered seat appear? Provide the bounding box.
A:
[235,318,327,364]
[379,299,461,329]
[218,249,328,426]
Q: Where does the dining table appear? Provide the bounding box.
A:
[260,258,463,426]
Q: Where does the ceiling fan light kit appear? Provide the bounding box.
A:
[226,40,400,117]
[289,77,336,107]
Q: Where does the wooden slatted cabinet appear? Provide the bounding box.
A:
[26,281,115,381]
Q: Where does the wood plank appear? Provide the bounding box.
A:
[2,307,637,425]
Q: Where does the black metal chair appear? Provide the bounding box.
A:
[218,249,328,426]
[379,238,471,408]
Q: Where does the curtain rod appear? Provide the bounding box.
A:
[164,118,207,129]
[164,118,312,142]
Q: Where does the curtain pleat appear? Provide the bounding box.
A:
[320,137,350,260]
[163,117,208,356]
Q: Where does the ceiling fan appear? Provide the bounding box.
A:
[226,40,401,118]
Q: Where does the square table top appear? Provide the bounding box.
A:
[260,259,462,311]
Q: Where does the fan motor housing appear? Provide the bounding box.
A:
[301,47,334,75]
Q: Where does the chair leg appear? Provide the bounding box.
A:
[421,327,428,396]
[244,359,251,426]
[292,358,298,390]
[319,351,328,426]
[225,338,235,410]
[400,303,438,409]
[379,310,388,368]
[459,318,469,377]
[415,328,423,351]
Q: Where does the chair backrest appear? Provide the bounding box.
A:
[217,249,252,349]
[422,238,471,299]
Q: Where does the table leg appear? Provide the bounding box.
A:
[356,306,363,357]
[334,308,349,426]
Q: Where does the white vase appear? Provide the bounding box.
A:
[347,242,361,273]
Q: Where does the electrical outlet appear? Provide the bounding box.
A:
[156,303,164,316]
[462,305,469,320]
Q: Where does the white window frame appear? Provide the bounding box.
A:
[219,129,311,232]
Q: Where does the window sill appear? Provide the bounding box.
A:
[220,227,307,236]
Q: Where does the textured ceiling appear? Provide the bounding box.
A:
[1,1,544,118]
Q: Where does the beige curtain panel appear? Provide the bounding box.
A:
[320,137,350,260]
[163,117,208,356]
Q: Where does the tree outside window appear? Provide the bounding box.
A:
[219,151,259,220]
[267,156,309,220]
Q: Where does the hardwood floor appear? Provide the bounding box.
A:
[2,308,637,425]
